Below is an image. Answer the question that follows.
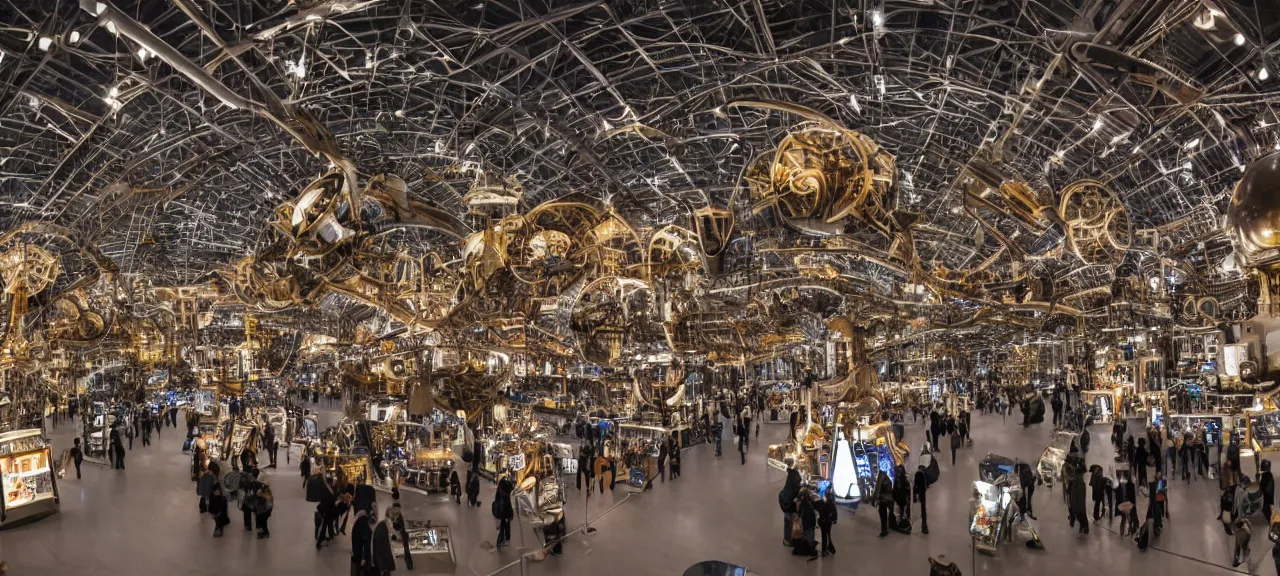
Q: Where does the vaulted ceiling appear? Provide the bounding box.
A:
[1,0,1277,291]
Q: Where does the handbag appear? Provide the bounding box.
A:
[790,515,802,540]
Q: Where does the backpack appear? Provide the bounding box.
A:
[950,434,961,450]
[492,497,503,518]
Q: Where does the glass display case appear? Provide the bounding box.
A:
[393,520,456,572]
[0,429,60,527]
[970,479,1011,555]
[1248,411,1280,452]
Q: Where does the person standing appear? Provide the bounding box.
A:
[656,441,668,483]
[350,508,373,572]
[793,487,817,558]
[494,475,514,548]
[466,469,481,507]
[816,489,837,556]
[1080,427,1090,454]
[264,425,277,468]
[1051,394,1063,427]
[1261,460,1275,521]
[141,415,151,447]
[389,504,414,570]
[913,463,930,534]
[875,470,895,538]
[372,508,395,574]
[892,465,911,533]
[949,429,961,466]
[1134,438,1149,488]
[1068,469,1088,534]
[779,465,800,546]
[713,420,723,457]
[738,419,748,465]
[69,438,83,479]
[110,425,125,470]
[740,404,753,452]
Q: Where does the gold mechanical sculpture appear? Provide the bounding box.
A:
[1058,179,1133,265]
[748,122,897,237]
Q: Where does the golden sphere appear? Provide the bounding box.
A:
[1229,152,1280,264]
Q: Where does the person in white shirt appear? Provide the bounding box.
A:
[740,405,754,451]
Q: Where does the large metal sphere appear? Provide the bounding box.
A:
[1229,152,1280,264]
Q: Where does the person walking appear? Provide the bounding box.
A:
[792,487,817,558]
[1068,469,1088,534]
[255,482,273,539]
[197,463,218,513]
[740,405,753,452]
[928,410,940,452]
[738,419,748,465]
[949,429,961,466]
[1117,475,1138,536]
[913,463,930,534]
[209,482,231,537]
[713,420,723,457]
[240,472,259,533]
[1051,394,1063,427]
[1080,427,1090,454]
[892,465,911,533]
[466,469,481,507]
[264,425,277,468]
[494,475,514,548]
[816,489,837,556]
[1090,466,1106,521]
[449,469,462,504]
[1018,461,1037,520]
[69,438,83,480]
[110,425,125,470]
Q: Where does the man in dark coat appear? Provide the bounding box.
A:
[1068,470,1088,534]
[1089,466,1106,521]
[372,511,396,573]
[1134,438,1149,488]
[913,464,930,534]
[350,509,373,572]
[779,466,801,546]
[929,411,941,452]
[1018,461,1037,520]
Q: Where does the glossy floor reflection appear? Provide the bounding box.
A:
[0,405,1267,576]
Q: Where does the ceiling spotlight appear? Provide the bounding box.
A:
[69,31,80,43]
[108,85,119,98]
[1234,33,1246,46]
[871,10,884,28]
[1092,118,1103,131]
[37,36,52,51]
[1183,138,1200,149]
[137,48,149,62]
[105,21,117,35]
[1259,67,1270,81]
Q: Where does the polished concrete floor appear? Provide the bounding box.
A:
[0,404,1272,576]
